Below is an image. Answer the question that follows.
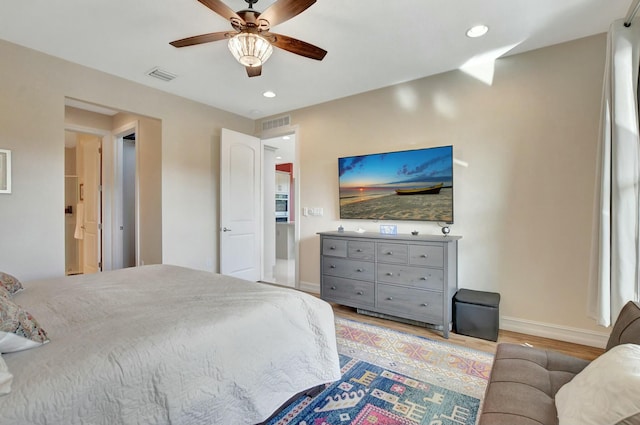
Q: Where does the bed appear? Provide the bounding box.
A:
[0,264,341,424]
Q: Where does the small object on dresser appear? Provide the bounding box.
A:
[379,224,397,235]
[441,226,450,236]
[338,225,344,233]
[411,230,419,236]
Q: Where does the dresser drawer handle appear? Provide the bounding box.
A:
[330,286,337,290]
[387,297,393,301]
[330,246,336,250]
[421,254,428,258]
[421,303,428,307]
[420,276,428,281]
[386,272,393,276]
[330,265,336,269]
[386,251,393,255]
[357,249,363,252]
[357,291,364,295]
[356,268,364,272]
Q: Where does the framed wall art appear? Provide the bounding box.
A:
[0,149,11,194]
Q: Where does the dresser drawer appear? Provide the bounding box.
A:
[348,240,375,260]
[377,284,443,323]
[322,238,347,257]
[409,244,444,268]
[321,276,374,308]
[322,257,375,281]
[377,264,444,291]
[377,243,408,264]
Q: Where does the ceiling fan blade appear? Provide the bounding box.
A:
[170,31,232,48]
[246,65,262,77]
[270,32,327,60]
[258,0,316,27]
[197,0,243,23]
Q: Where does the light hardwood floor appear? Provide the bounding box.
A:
[331,303,604,361]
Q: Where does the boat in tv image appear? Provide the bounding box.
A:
[395,183,443,195]
[339,145,453,222]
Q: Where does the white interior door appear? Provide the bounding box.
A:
[80,135,101,274]
[220,128,262,281]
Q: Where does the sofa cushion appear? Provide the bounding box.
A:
[478,343,589,425]
[555,343,640,425]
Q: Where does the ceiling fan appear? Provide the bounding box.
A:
[170,0,327,77]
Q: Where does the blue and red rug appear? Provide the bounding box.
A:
[267,318,494,425]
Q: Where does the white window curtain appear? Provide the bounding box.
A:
[589,19,640,327]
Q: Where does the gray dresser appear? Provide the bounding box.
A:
[318,231,460,338]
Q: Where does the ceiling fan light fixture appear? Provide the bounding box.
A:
[228,33,273,67]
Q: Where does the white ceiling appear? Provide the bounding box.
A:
[0,0,632,119]
[264,134,296,165]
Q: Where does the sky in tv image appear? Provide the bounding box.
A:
[338,145,453,222]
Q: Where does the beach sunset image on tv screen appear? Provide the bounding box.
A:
[338,145,453,223]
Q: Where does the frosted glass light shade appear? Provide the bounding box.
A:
[228,33,273,67]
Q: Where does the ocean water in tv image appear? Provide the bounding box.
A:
[339,146,454,222]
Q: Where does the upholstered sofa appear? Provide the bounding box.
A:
[478,301,640,425]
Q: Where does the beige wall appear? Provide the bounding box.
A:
[268,34,607,336]
[0,33,611,340]
[0,39,254,280]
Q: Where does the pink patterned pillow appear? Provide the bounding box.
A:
[0,287,10,299]
[0,272,23,295]
[0,296,48,353]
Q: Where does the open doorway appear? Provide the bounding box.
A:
[64,130,103,275]
[121,132,137,268]
[262,132,297,287]
[65,98,162,272]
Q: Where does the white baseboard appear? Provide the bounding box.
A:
[299,280,319,294]
[500,316,610,349]
[295,283,609,348]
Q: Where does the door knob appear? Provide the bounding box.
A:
[222,227,232,232]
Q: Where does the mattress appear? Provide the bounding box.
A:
[0,264,341,424]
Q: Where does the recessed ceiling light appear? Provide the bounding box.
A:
[466,25,489,38]
[263,91,276,98]
[276,156,282,160]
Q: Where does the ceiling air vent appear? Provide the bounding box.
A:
[262,115,291,132]
[146,67,177,82]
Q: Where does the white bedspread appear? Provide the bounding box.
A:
[0,265,341,425]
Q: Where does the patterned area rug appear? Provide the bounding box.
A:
[267,317,494,425]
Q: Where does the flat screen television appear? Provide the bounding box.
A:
[338,145,453,223]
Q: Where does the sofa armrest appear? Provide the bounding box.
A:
[606,301,640,351]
